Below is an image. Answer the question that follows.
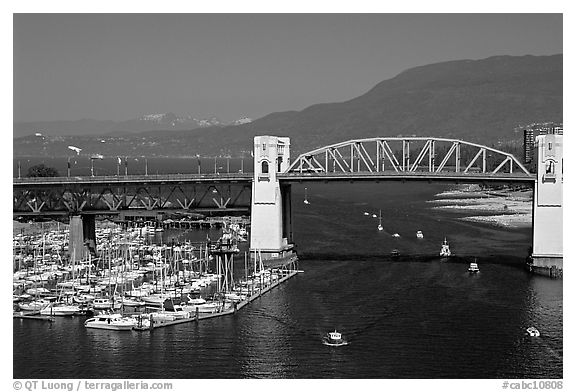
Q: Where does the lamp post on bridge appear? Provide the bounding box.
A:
[90,154,104,177]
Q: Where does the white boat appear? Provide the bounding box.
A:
[526,327,540,337]
[84,314,136,331]
[92,298,121,310]
[73,294,95,304]
[363,212,370,216]
[372,213,377,218]
[40,303,81,316]
[142,294,172,306]
[322,330,348,347]
[440,238,451,257]
[182,301,223,314]
[416,230,424,239]
[186,296,207,305]
[377,209,383,231]
[392,233,400,238]
[468,262,480,273]
[304,187,310,204]
[19,299,51,311]
[224,292,246,302]
[26,287,50,296]
[120,297,146,307]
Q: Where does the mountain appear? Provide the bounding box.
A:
[13,54,561,158]
[13,113,253,138]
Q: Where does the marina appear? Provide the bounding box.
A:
[13,219,300,332]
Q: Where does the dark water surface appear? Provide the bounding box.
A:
[13,178,562,378]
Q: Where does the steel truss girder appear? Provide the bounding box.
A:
[286,137,531,177]
[13,181,252,215]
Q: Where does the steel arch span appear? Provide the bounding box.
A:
[285,137,531,178]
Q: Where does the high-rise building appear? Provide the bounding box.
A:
[523,122,563,164]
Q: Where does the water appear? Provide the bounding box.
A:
[12,174,562,378]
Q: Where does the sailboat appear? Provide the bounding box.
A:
[377,210,383,231]
[304,187,310,204]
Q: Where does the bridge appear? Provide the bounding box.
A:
[13,135,562,276]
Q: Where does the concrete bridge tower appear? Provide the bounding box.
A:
[532,132,563,277]
[250,136,294,259]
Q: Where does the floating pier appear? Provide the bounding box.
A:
[13,311,55,322]
[133,265,300,331]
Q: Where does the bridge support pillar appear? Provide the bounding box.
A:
[69,215,97,262]
[69,215,85,263]
[531,133,563,278]
[250,136,294,261]
[82,214,97,256]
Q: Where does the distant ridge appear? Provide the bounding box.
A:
[14,54,562,158]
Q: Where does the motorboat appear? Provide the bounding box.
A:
[416,230,424,239]
[377,209,383,231]
[392,233,400,238]
[440,238,451,257]
[526,327,540,337]
[363,212,370,216]
[92,298,120,310]
[322,330,348,347]
[372,213,377,218]
[468,261,480,273]
[84,313,136,331]
[304,187,310,205]
[390,249,400,258]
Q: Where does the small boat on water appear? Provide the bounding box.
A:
[304,187,310,205]
[84,314,136,331]
[322,330,348,347]
[363,212,370,216]
[390,249,400,258]
[440,237,451,257]
[416,230,424,239]
[377,209,383,231]
[40,303,81,316]
[92,298,121,310]
[19,299,51,311]
[526,327,540,337]
[392,233,400,238]
[468,261,480,273]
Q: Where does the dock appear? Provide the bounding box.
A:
[133,267,300,330]
[13,311,55,322]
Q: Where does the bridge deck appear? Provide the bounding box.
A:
[13,173,253,186]
[278,171,536,183]
[13,170,535,186]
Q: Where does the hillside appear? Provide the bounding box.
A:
[13,54,562,158]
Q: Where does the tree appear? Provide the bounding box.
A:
[26,164,60,178]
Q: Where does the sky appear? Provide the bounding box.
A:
[13,13,563,123]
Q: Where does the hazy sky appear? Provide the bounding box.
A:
[13,13,562,123]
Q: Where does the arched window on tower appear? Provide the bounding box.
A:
[261,161,269,174]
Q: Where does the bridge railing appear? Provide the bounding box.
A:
[13,172,253,185]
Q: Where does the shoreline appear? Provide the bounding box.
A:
[430,185,533,229]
